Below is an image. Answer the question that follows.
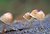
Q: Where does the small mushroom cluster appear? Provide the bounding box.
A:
[0,9,45,25]
[23,9,45,21]
[0,9,46,34]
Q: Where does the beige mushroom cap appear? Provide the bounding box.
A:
[36,10,45,20]
[23,12,32,20]
[30,9,38,18]
[0,12,13,24]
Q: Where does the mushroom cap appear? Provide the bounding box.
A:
[0,12,13,24]
[23,12,32,20]
[30,9,38,18]
[36,10,45,20]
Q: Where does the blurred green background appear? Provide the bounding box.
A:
[0,0,50,18]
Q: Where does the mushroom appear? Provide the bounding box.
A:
[36,10,45,20]
[30,10,45,20]
[0,12,13,33]
[0,12,13,25]
[30,9,38,18]
[23,12,32,20]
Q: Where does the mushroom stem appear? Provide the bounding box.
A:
[2,24,6,34]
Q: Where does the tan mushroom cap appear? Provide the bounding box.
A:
[23,12,32,20]
[30,9,38,18]
[0,12,13,24]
